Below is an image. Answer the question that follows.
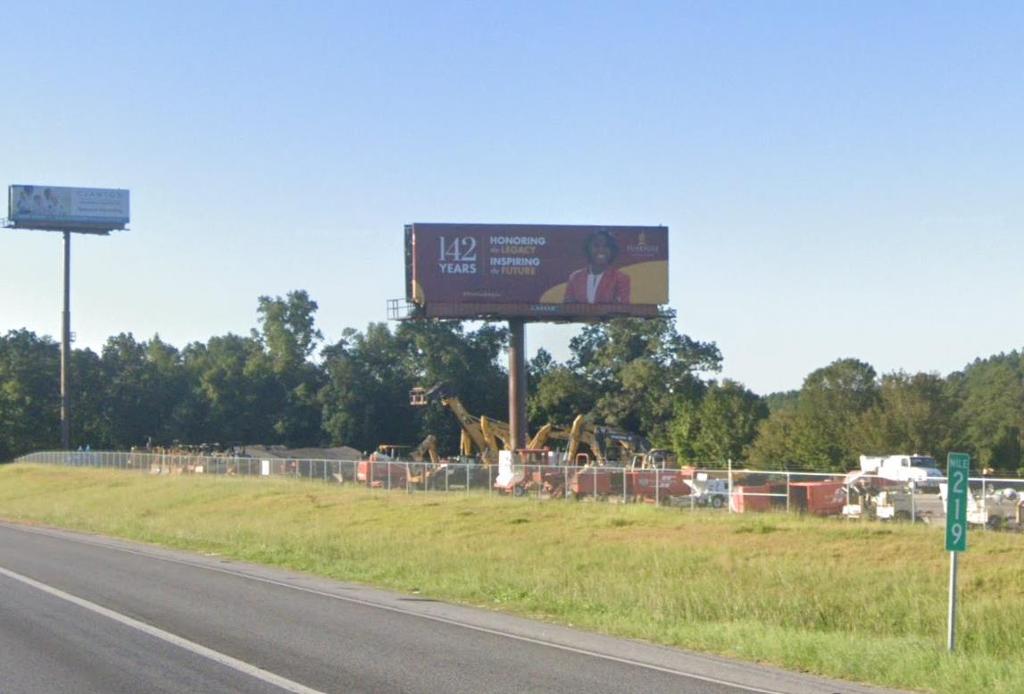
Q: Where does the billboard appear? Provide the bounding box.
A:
[406,223,668,320]
[8,185,130,232]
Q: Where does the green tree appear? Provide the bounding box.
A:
[96,333,195,448]
[527,348,555,394]
[528,365,599,430]
[796,358,879,470]
[746,409,811,470]
[145,335,197,443]
[320,321,508,456]
[395,320,508,454]
[567,310,721,442]
[746,358,878,470]
[100,333,159,448]
[671,379,768,466]
[320,323,416,453]
[852,371,956,460]
[764,390,799,414]
[0,330,59,459]
[69,347,108,448]
[254,291,325,446]
[256,291,323,373]
[949,353,1024,473]
[182,333,274,445]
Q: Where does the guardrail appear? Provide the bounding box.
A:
[13,450,1024,529]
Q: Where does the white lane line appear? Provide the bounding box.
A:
[4,525,785,694]
[132,558,785,694]
[0,565,326,694]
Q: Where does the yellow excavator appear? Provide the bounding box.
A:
[404,434,444,487]
[410,384,562,465]
[410,384,502,464]
[409,384,649,466]
[409,434,439,466]
[546,417,650,466]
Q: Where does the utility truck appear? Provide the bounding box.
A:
[854,454,944,489]
[841,454,944,519]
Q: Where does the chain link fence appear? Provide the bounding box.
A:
[13,450,1024,530]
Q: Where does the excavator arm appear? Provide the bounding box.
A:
[527,423,553,450]
[479,416,503,460]
[411,385,502,465]
[562,415,587,464]
[410,434,439,466]
[547,416,651,466]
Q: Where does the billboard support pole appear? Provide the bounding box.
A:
[60,230,71,450]
[7,184,130,452]
[508,319,527,452]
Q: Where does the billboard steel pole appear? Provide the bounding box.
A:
[61,231,71,450]
[508,319,527,452]
[8,185,130,450]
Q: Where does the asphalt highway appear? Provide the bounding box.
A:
[0,522,895,693]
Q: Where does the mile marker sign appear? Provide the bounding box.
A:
[945,452,970,651]
[945,453,969,552]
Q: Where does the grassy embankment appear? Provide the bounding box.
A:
[1,464,1021,693]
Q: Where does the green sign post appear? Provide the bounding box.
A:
[945,452,970,651]
[946,453,969,551]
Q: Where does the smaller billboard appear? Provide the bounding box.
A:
[8,185,130,232]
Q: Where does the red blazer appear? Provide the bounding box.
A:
[563,267,631,304]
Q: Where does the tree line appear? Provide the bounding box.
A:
[2,290,1022,475]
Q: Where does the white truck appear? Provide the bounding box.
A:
[856,454,944,489]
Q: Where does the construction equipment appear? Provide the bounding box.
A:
[409,384,658,499]
[552,416,651,467]
[410,384,576,465]
[409,434,439,466]
[938,482,1020,529]
[494,448,567,496]
[624,449,693,504]
[852,454,944,490]
[357,435,439,489]
[375,443,409,460]
[411,385,507,465]
[843,481,939,522]
[686,476,729,508]
[567,448,694,503]
[391,386,691,503]
[410,433,494,491]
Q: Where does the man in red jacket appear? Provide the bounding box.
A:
[563,230,631,304]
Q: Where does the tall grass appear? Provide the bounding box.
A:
[1,464,1021,693]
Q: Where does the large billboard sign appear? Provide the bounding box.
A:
[405,223,668,320]
[8,185,130,233]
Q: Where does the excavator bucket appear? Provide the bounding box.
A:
[409,388,428,406]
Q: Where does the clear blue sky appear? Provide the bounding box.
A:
[2,2,1021,394]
